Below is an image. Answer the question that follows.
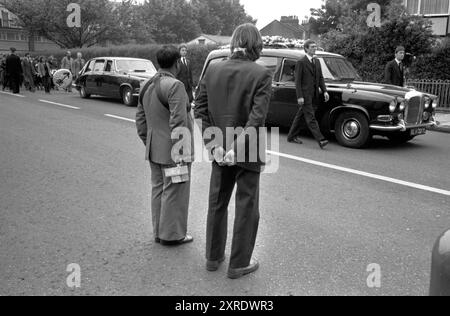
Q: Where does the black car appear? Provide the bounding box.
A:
[75,57,157,106]
[198,49,438,148]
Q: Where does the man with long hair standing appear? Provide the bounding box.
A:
[195,24,272,279]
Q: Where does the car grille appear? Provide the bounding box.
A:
[405,96,422,125]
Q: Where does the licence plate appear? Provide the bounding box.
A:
[410,127,427,136]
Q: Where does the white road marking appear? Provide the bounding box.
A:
[105,114,136,123]
[99,115,450,196]
[39,100,80,110]
[267,150,450,197]
[0,91,25,98]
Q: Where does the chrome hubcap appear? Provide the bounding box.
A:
[124,90,131,103]
[342,119,361,140]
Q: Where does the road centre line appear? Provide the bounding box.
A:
[39,99,80,110]
[0,91,26,98]
[105,114,136,123]
[268,150,450,197]
[101,114,450,197]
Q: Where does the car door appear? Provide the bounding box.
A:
[101,59,116,98]
[82,59,95,92]
[273,58,299,127]
[261,57,298,127]
[255,56,283,126]
[90,59,105,95]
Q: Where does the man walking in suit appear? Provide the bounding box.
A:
[136,45,194,247]
[5,47,22,94]
[176,44,194,104]
[287,40,330,149]
[195,24,272,279]
[385,46,406,87]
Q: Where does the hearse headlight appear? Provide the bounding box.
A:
[399,101,406,111]
[424,97,431,109]
[389,101,397,113]
[432,100,438,109]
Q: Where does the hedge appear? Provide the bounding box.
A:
[37,43,220,86]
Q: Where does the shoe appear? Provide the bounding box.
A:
[288,136,303,145]
[160,235,194,246]
[206,256,226,272]
[227,259,259,279]
[319,139,329,149]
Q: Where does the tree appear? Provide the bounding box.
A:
[3,0,50,51]
[191,0,256,36]
[309,0,401,35]
[141,0,201,44]
[319,1,436,82]
[4,0,125,49]
[113,0,155,45]
[43,0,122,48]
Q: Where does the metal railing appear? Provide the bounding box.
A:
[407,79,450,110]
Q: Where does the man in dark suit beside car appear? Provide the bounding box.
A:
[176,44,194,104]
[287,40,330,149]
[5,47,22,94]
[385,46,406,87]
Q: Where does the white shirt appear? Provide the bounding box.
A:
[306,54,314,63]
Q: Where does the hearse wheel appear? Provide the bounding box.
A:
[122,86,136,107]
[335,111,371,149]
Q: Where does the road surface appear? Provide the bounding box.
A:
[1,89,449,296]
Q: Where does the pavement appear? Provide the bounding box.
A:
[1,89,450,296]
[433,111,450,133]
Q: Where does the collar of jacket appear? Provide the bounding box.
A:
[157,69,176,78]
[230,52,251,61]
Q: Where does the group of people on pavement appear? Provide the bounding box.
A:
[0,48,85,94]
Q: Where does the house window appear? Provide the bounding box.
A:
[198,39,206,45]
[1,10,9,27]
[406,0,450,15]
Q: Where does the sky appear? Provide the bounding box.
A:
[239,0,325,28]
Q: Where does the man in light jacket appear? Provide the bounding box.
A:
[136,45,194,247]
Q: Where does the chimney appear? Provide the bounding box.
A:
[280,16,300,28]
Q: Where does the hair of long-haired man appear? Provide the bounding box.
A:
[230,23,263,61]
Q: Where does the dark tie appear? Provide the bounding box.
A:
[312,57,317,73]
[399,62,403,73]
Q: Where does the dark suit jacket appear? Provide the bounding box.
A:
[384,60,404,87]
[136,70,194,165]
[194,57,272,173]
[295,55,327,101]
[6,54,22,78]
[176,58,194,103]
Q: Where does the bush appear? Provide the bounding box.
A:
[319,13,437,82]
[37,43,219,85]
[410,38,450,80]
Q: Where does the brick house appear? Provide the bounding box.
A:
[0,2,59,54]
[259,16,306,40]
